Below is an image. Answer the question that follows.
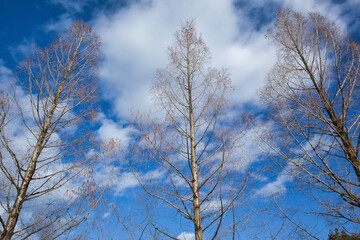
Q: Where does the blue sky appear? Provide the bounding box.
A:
[1,0,360,239]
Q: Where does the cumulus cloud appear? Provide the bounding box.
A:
[89,0,360,204]
[93,0,360,121]
[94,0,276,119]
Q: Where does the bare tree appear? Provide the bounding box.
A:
[0,21,103,239]
[260,9,360,228]
[126,20,251,240]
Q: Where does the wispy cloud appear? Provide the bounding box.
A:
[177,232,195,240]
[49,0,88,12]
[9,39,37,61]
[255,174,291,197]
[45,13,74,32]
[94,165,166,196]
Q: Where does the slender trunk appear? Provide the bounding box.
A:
[191,117,203,240]
[186,38,203,240]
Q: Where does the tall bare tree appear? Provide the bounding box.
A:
[127,20,251,240]
[0,21,103,239]
[261,9,360,228]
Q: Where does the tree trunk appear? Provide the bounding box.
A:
[187,37,203,240]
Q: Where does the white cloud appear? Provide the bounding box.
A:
[94,0,276,119]
[9,39,37,60]
[276,0,341,19]
[96,112,132,147]
[201,199,230,213]
[0,60,13,91]
[0,60,11,78]
[218,121,273,173]
[45,13,74,32]
[169,174,188,188]
[110,169,166,196]
[50,0,88,12]
[254,132,332,197]
[115,171,140,194]
[177,232,195,240]
[93,164,166,196]
[89,0,360,208]
[255,174,291,197]
[251,173,269,182]
[93,0,358,121]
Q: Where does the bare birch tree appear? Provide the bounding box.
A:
[127,20,251,240]
[0,21,103,239]
[260,9,360,227]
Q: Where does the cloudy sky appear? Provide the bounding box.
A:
[1,0,359,137]
[1,0,359,239]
